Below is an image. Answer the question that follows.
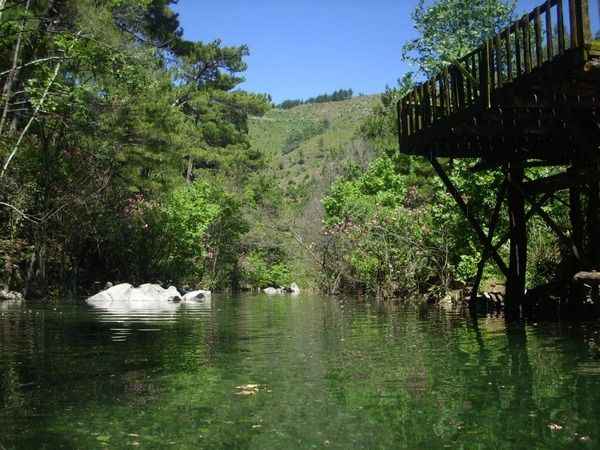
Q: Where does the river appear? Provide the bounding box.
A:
[1,294,600,449]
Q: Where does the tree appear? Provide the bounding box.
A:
[0,0,270,295]
[402,0,515,76]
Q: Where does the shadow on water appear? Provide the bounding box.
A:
[2,294,600,449]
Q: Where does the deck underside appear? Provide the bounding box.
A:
[400,44,600,163]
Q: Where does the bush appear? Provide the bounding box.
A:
[242,251,292,288]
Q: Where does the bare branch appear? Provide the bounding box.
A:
[0,56,68,78]
[0,201,38,223]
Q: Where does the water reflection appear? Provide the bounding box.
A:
[1,295,600,449]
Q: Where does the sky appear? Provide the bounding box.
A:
[174,0,547,104]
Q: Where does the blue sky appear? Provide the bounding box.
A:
[174,0,543,103]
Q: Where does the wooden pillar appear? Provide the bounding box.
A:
[588,167,600,270]
[569,167,585,267]
[506,161,527,312]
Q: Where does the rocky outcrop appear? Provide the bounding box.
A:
[86,283,210,314]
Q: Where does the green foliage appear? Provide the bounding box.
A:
[322,156,451,298]
[0,0,269,295]
[242,251,292,288]
[283,119,329,155]
[336,0,571,298]
[402,0,516,75]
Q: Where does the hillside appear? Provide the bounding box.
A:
[247,95,381,286]
[250,95,378,186]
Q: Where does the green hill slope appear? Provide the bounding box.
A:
[250,95,378,188]
[246,95,380,287]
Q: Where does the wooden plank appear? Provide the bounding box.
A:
[438,76,445,119]
[410,91,417,133]
[443,69,451,115]
[471,53,479,99]
[423,82,431,126]
[515,20,523,74]
[480,43,491,108]
[505,30,513,80]
[546,0,554,60]
[396,100,404,146]
[455,66,466,110]
[430,79,438,121]
[578,0,592,43]
[535,7,543,66]
[569,0,579,48]
[558,0,566,53]
[489,39,497,89]
[523,16,532,73]
[465,58,473,105]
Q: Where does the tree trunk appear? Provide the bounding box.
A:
[0,0,7,22]
[186,156,193,183]
[0,0,32,136]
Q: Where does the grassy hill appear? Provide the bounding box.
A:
[250,94,379,190]
[247,95,380,287]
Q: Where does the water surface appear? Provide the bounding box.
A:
[2,294,600,449]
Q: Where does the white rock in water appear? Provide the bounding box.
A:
[86,283,188,315]
[263,287,283,295]
[290,283,300,295]
[0,289,24,302]
[183,290,211,301]
[86,283,134,308]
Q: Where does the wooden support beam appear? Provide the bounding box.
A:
[471,178,507,301]
[569,166,585,269]
[587,167,600,268]
[509,174,583,261]
[506,162,527,306]
[523,171,583,194]
[429,157,509,277]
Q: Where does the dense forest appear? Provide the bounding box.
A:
[0,0,274,297]
[278,89,354,110]
[0,0,569,301]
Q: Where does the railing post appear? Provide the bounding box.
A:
[571,0,592,45]
[479,43,491,109]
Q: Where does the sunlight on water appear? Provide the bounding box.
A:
[2,295,600,449]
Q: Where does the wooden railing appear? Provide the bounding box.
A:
[398,0,596,140]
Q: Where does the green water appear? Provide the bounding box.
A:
[2,294,600,449]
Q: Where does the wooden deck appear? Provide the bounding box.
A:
[398,0,600,162]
